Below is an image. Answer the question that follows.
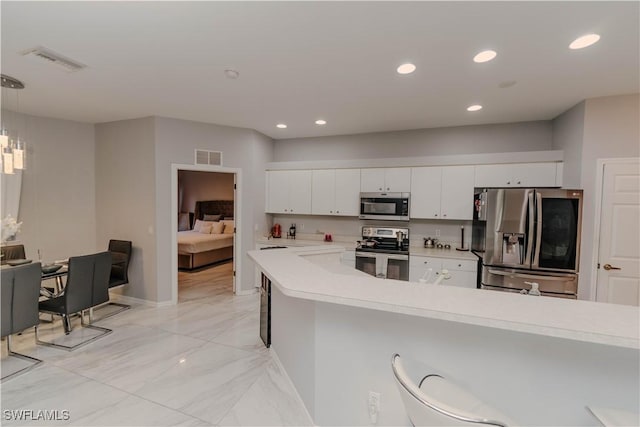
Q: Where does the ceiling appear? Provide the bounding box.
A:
[1,2,638,140]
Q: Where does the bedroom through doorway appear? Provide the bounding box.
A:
[176,169,237,302]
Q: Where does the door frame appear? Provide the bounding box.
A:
[590,157,640,301]
[170,163,242,305]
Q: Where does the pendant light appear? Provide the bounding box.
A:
[1,74,27,174]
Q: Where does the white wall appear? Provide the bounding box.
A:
[552,101,585,188]
[8,111,97,262]
[154,117,273,301]
[95,117,158,301]
[274,121,553,162]
[578,94,640,300]
[178,171,234,213]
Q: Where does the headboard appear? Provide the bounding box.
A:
[194,200,234,221]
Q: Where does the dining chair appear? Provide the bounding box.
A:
[93,239,133,320]
[1,244,26,265]
[1,262,43,381]
[391,354,514,426]
[36,251,113,351]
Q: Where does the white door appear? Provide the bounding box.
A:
[288,170,313,214]
[441,165,475,220]
[312,169,335,215]
[596,159,640,306]
[410,167,442,219]
[266,170,290,213]
[361,168,386,192]
[384,168,411,192]
[335,169,361,216]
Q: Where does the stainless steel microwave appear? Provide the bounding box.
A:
[359,192,410,221]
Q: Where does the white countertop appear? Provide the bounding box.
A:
[249,245,640,349]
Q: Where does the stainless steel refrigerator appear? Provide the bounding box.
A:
[472,188,583,298]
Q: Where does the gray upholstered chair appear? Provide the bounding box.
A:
[1,262,43,381]
[1,244,26,265]
[37,252,112,350]
[93,239,133,319]
[391,354,514,426]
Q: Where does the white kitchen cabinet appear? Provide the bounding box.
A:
[475,162,560,188]
[361,168,411,192]
[340,250,356,268]
[312,169,360,216]
[266,170,312,214]
[410,165,474,220]
[410,255,477,288]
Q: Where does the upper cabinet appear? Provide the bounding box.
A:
[266,170,312,214]
[411,166,474,220]
[312,169,360,216]
[361,168,411,192]
[475,162,561,188]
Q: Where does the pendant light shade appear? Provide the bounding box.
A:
[1,74,28,174]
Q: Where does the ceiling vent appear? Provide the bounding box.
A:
[21,46,86,73]
[195,150,223,166]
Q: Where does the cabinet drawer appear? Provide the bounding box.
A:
[409,256,442,267]
[441,258,477,272]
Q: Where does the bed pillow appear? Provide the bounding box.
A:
[211,222,225,234]
[199,223,213,234]
[193,219,217,232]
[222,220,235,234]
[203,214,222,222]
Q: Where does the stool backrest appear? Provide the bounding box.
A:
[1,262,42,337]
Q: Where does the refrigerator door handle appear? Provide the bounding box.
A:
[532,191,543,268]
[487,269,574,281]
[525,191,535,266]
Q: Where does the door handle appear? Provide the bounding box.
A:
[603,264,622,271]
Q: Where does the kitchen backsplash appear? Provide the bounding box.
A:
[270,215,472,248]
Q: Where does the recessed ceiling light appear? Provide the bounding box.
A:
[224,69,240,79]
[467,104,483,112]
[473,50,497,63]
[276,123,287,129]
[315,119,327,125]
[396,63,416,75]
[569,34,600,50]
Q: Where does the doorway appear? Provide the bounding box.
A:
[593,158,640,305]
[170,164,242,305]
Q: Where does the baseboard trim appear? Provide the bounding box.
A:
[270,347,316,426]
[109,292,174,308]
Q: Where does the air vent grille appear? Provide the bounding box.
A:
[21,46,86,73]
[195,150,223,166]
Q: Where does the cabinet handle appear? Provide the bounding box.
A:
[290,209,293,212]
[443,214,447,217]
[330,210,333,213]
[507,181,511,185]
[424,261,428,264]
[458,264,462,267]
[336,210,340,213]
[379,187,383,190]
[284,209,288,212]
[517,181,521,185]
[387,187,390,191]
[434,213,438,217]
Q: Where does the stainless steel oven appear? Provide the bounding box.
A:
[360,192,410,221]
[355,226,410,281]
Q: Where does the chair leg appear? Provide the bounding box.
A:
[91,302,131,321]
[2,332,43,382]
[62,314,72,335]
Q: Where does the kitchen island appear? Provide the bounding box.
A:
[249,246,639,426]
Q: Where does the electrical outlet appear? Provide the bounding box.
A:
[368,391,380,424]
[435,229,441,237]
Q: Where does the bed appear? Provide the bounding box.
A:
[177,200,235,270]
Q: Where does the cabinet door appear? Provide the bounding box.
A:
[445,271,478,289]
[361,168,386,192]
[474,164,512,187]
[288,170,313,214]
[410,167,442,219]
[385,168,411,192]
[334,169,361,216]
[266,170,290,213]
[409,256,442,282]
[441,166,475,220]
[312,169,336,215]
[515,163,558,187]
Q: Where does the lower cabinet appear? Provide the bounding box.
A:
[341,250,355,268]
[409,255,477,288]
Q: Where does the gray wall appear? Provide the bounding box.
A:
[154,117,273,301]
[95,117,157,301]
[178,171,235,213]
[274,121,553,161]
[552,101,585,188]
[578,94,640,300]
[10,111,97,262]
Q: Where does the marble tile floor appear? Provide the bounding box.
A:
[1,262,313,426]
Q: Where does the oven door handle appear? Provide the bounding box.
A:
[355,252,378,259]
[487,269,575,281]
[386,254,409,261]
